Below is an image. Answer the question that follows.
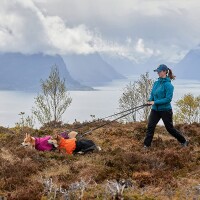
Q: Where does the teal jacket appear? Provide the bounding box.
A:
[148,76,174,111]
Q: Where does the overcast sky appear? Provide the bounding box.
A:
[0,0,200,63]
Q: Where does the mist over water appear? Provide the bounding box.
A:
[0,76,199,128]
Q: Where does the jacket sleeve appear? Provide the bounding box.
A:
[154,83,174,105]
[148,83,155,101]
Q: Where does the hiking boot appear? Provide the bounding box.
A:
[96,146,102,151]
[181,140,189,147]
[143,145,150,150]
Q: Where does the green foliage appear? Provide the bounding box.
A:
[119,72,154,122]
[174,93,200,124]
[32,66,72,126]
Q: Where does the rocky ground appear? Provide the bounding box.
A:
[0,121,200,200]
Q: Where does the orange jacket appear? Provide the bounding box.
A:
[59,138,76,154]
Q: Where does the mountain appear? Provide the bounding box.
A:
[63,53,125,86]
[100,54,175,78]
[173,47,200,80]
[100,54,139,76]
[0,52,92,91]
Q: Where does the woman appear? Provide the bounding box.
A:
[144,64,188,148]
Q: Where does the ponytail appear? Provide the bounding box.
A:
[167,68,176,80]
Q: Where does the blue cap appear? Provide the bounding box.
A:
[154,64,169,73]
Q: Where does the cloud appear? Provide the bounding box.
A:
[0,0,95,54]
[0,0,161,62]
[135,39,153,56]
[0,0,50,53]
[33,0,200,62]
[1,0,200,63]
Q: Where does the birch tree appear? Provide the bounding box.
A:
[174,94,200,124]
[32,66,72,126]
[119,72,154,122]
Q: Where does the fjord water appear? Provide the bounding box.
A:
[0,76,199,128]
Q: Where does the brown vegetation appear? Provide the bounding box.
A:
[0,122,199,199]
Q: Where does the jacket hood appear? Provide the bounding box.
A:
[158,76,171,82]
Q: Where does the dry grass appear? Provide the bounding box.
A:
[0,122,199,199]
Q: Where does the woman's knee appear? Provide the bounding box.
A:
[147,123,157,130]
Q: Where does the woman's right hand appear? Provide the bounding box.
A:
[147,101,154,105]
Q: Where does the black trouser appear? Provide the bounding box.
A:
[144,109,186,147]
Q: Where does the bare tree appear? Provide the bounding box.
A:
[119,72,154,122]
[32,66,72,125]
[119,82,140,122]
[137,72,154,121]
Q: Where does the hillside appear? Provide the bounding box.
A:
[0,122,199,199]
[0,53,92,91]
[63,53,125,87]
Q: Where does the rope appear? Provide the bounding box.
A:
[72,104,149,131]
[79,104,149,138]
